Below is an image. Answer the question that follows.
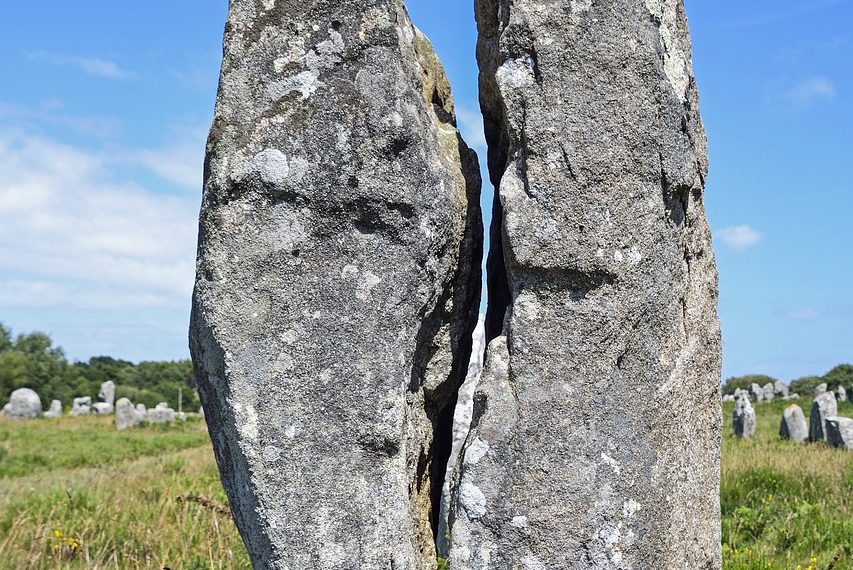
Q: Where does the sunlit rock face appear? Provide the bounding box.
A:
[189,1,482,568]
[450,0,722,567]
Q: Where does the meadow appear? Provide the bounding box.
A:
[0,399,851,569]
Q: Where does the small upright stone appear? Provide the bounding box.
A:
[1,388,43,420]
[762,383,775,402]
[115,398,143,430]
[146,403,176,424]
[814,383,828,396]
[43,400,63,419]
[825,417,853,451]
[733,388,743,398]
[733,395,756,438]
[774,380,789,397]
[809,392,838,442]
[836,385,847,402]
[98,381,116,406]
[71,396,92,417]
[750,383,764,402]
[722,394,735,403]
[779,405,807,442]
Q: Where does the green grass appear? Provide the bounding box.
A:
[0,415,250,569]
[721,397,853,570]
[1,399,851,569]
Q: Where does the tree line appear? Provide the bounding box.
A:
[0,322,198,411]
[722,364,853,396]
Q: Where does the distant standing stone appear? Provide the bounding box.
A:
[779,405,807,442]
[814,383,828,396]
[722,394,735,403]
[825,417,853,451]
[774,380,789,397]
[43,399,63,419]
[783,393,801,401]
[115,398,143,430]
[98,381,116,406]
[1,388,43,420]
[809,392,838,442]
[147,403,176,424]
[733,395,756,438]
[762,383,775,402]
[836,385,847,401]
[750,383,764,402]
[71,396,92,417]
[92,402,114,415]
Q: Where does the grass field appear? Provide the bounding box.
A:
[0,400,851,569]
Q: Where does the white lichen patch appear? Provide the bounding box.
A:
[601,452,621,475]
[261,0,275,11]
[571,0,593,15]
[355,271,382,301]
[496,56,536,91]
[645,0,690,102]
[262,445,281,462]
[458,482,488,520]
[465,437,490,465]
[522,554,547,570]
[622,499,642,518]
[511,515,529,529]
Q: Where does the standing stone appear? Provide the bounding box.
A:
[1,388,43,420]
[836,385,847,402]
[135,403,147,420]
[814,383,828,396]
[98,381,116,406]
[92,402,115,415]
[189,3,482,568]
[116,398,143,430]
[783,393,801,401]
[762,382,775,402]
[809,392,838,442]
[43,400,63,419]
[825,417,853,451]
[779,405,807,442]
[147,403,176,425]
[71,396,92,417]
[451,1,721,568]
[749,383,764,402]
[733,388,743,398]
[773,380,789,398]
[732,395,756,439]
[722,394,734,403]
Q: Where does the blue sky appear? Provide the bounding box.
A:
[0,1,850,382]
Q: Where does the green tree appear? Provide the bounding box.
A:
[822,364,853,390]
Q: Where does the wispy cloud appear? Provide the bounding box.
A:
[785,77,837,107]
[0,130,199,311]
[127,127,207,191]
[0,99,119,138]
[25,51,133,79]
[717,225,763,252]
[456,107,487,156]
[786,308,822,322]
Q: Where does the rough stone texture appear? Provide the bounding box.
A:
[43,399,63,419]
[825,416,853,451]
[732,395,756,439]
[116,398,144,430]
[450,1,721,567]
[779,405,807,442]
[71,396,92,417]
[761,382,774,402]
[189,3,482,568]
[437,316,486,555]
[98,380,116,406]
[773,380,788,398]
[814,383,828,396]
[733,388,743,398]
[836,385,847,402]
[1,388,43,420]
[809,392,838,442]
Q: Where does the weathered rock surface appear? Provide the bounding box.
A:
[779,405,807,442]
[147,403,176,425]
[825,416,853,451]
[1,388,42,420]
[98,381,116,406]
[92,402,114,415]
[190,2,482,568]
[450,1,721,567]
[733,395,756,439]
[814,383,828,396]
[43,399,63,419]
[71,396,92,417]
[773,380,789,397]
[809,392,838,442]
[116,398,144,430]
[762,382,775,402]
[836,385,847,402]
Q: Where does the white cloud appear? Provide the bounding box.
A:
[127,127,207,190]
[456,107,487,156]
[0,99,119,138]
[787,308,821,322]
[0,130,199,311]
[785,77,837,106]
[25,51,133,79]
[716,225,763,252]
